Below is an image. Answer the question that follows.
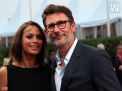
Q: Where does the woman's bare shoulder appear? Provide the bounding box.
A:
[0,66,7,75]
[0,66,7,90]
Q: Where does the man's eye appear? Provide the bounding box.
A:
[47,24,55,29]
[57,21,65,25]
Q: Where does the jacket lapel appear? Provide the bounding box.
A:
[51,76,56,91]
[60,41,83,91]
[51,59,57,91]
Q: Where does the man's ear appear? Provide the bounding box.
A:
[44,29,49,36]
[71,22,76,32]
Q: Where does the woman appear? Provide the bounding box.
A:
[0,21,51,91]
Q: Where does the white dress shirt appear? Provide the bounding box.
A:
[54,38,78,91]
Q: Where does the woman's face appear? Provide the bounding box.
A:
[22,25,43,56]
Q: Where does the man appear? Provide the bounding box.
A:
[42,4,122,91]
[47,49,56,65]
[112,42,122,87]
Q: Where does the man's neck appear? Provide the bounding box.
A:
[59,39,75,59]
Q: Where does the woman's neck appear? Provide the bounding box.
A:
[13,54,38,68]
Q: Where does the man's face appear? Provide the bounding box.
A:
[45,13,76,47]
[117,45,122,57]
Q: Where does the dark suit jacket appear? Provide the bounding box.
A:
[51,40,122,91]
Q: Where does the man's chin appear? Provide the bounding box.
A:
[54,41,65,47]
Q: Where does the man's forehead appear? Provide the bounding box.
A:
[45,13,68,24]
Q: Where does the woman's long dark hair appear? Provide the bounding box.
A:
[11,21,47,65]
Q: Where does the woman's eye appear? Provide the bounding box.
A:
[37,35,42,40]
[26,35,32,39]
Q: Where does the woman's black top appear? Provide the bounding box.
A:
[6,64,51,91]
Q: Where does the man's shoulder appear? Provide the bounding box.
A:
[76,40,108,57]
[77,40,98,52]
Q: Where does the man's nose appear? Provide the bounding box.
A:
[53,25,60,32]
